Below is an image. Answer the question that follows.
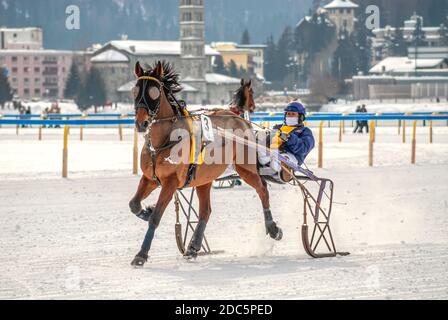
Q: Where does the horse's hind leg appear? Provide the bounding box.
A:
[234,165,283,241]
[129,175,159,221]
[185,183,213,259]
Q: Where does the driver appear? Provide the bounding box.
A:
[261,101,315,182]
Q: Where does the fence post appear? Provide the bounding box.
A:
[119,115,124,141]
[16,124,19,136]
[369,120,374,167]
[80,114,86,141]
[402,119,406,143]
[133,128,139,175]
[411,120,417,164]
[430,113,437,144]
[38,114,43,141]
[62,125,69,178]
[338,120,342,143]
[398,120,401,135]
[318,121,324,168]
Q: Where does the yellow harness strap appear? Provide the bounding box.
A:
[270,125,300,150]
[182,109,207,165]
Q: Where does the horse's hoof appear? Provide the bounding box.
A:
[131,252,148,268]
[183,248,199,260]
[134,206,154,222]
[274,227,283,241]
[266,221,283,241]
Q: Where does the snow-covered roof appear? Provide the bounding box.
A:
[370,57,446,74]
[181,83,199,92]
[100,40,219,57]
[324,0,358,9]
[117,81,135,93]
[205,73,241,84]
[91,49,129,63]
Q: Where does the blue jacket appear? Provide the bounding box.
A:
[282,125,315,165]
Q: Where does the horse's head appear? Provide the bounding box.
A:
[132,61,165,132]
[233,79,255,113]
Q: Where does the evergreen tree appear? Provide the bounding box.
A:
[64,62,82,99]
[0,68,13,109]
[276,26,294,84]
[412,16,426,46]
[213,55,227,75]
[241,29,251,45]
[332,31,357,81]
[227,60,239,78]
[77,68,107,111]
[392,27,408,56]
[264,35,277,83]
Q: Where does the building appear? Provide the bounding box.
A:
[371,14,448,65]
[90,40,223,103]
[237,44,266,79]
[0,27,43,50]
[91,0,245,105]
[323,0,358,35]
[210,42,256,76]
[179,0,207,104]
[0,49,73,99]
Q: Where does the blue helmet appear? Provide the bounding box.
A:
[285,101,306,115]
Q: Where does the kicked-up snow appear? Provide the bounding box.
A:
[0,125,447,299]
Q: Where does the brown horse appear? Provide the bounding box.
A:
[129,61,282,267]
[229,79,255,116]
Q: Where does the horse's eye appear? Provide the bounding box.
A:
[148,86,160,100]
[131,86,140,99]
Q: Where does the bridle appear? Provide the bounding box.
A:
[133,76,164,120]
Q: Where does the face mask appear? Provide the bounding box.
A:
[285,117,299,126]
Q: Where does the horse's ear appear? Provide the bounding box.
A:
[248,79,252,87]
[155,61,164,78]
[135,61,144,78]
[240,78,245,86]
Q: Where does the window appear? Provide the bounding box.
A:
[12,67,18,73]
[34,88,41,95]
[24,78,30,83]
[24,67,30,73]
[12,78,17,83]
[35,78,40,83]
[24,88,30,95]
[34,67,40,73]
[12,56,18,63]
[34,56,40,62]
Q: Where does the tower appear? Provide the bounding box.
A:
[323,0,358,35]
[179,0,207,105]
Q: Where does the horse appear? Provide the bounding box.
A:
[229,78,255,116]
[129,61,282,267]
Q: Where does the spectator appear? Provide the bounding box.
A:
[360,104,369,134]
[353,106,362,133]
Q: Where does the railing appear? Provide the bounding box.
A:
[1,114,447,178]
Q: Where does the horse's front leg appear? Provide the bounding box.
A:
[129,175,159,221]
[131,179,178,267]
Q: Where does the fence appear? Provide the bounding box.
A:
[1,113,448,178]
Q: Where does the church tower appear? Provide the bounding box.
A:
[179,0,207,105]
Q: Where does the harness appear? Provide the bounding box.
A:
[136,76,208,189]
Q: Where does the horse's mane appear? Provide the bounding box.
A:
[231,85,246,109]
[144,60,182,96]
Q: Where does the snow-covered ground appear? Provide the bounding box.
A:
[0,125,447,299]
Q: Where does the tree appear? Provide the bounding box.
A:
[227,60,239,78]
[241,29,251,45]
[391,27,408,56]
[412,16,426,47]
[77,67,107,111]
[0,68,13,109]
[277,26,294,85]
[64,62,82,99]
[213,55,227,75]
[331,31,357,81]
[264,35,277,83]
